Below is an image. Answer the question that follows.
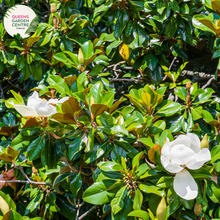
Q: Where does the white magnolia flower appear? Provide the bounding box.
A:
[161,133,211,200]
[48,96,69,105]
[14,91,58,117]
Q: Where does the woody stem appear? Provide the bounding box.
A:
[0,180,51,186]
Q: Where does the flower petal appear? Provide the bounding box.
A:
[14,105,38,117]
[161,139,171,158]
[48,99,59,105]
[170,135,191,149]
[27,91,42,107]
[35,101,57,117]
[171,144,195,165]
[174,169,198,200]
[186,148,211,170]
[161,155,183,173]
[186,133,201,153]
[58,97,69,103]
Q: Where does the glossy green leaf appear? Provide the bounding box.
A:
[174,87,187,101]
[111,186,127,214]
[54,52,76,68]
[149,120,166,135]
[156,197,167,220]
[132,151,145,170]
[112,195,133,220]
[81,40,94,59]
[45,193,60,213]
[189,168,212,179]
[70,173,82,197]
[69,137,83,160]
[169,115,184,133]
[83,180,117,205]
[191,107,202,121]
[155,102,181,117]
[159,130,173,147]
[11,127,40,151]
[157,176,173,188]
[25,192,44,214]
[98,161,124,172]
[211,145,220,163]
[91,104,108,118]
[27,135,46,161]
[22,63,31,81]
[173,45,188,60]
[138,137,155,148]
[207,179,220,203]
[165,18,177,39]
[56,195,76,219]
[40,31,53,46]
[90,82,103,104]
[133,188,143,210]
[128,210,150,220]
[3,210,23,220]
[53,172,71,187]
[111,125,128,136]
[139,183,164,197]
[192,15,216,35]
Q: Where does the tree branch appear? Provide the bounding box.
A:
[0,84,4,99]
[113,61,125,78]
[15,165,31,182]
[121,66,133,70]
[103,61,126,74]
[202,77,215,89]
[67,197,86,209]
[13,165,52,186]
[6,79,25,91]
[78,205,97,220]
[76,201,85,209]
[181,70,214,78]
[76,199,80,220]
[110,78,141,83]
[0,180,51,185]
[162,56,177,82]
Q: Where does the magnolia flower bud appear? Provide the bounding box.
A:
[186,90,190,106]
[78,48,84,64]
[201,134,209,149]
[50,3,57,13]
[186,81,191,90]
[194,203,202,216]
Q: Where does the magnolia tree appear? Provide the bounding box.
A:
[1,0,220,220]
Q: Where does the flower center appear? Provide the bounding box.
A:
[170,144,195,166]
